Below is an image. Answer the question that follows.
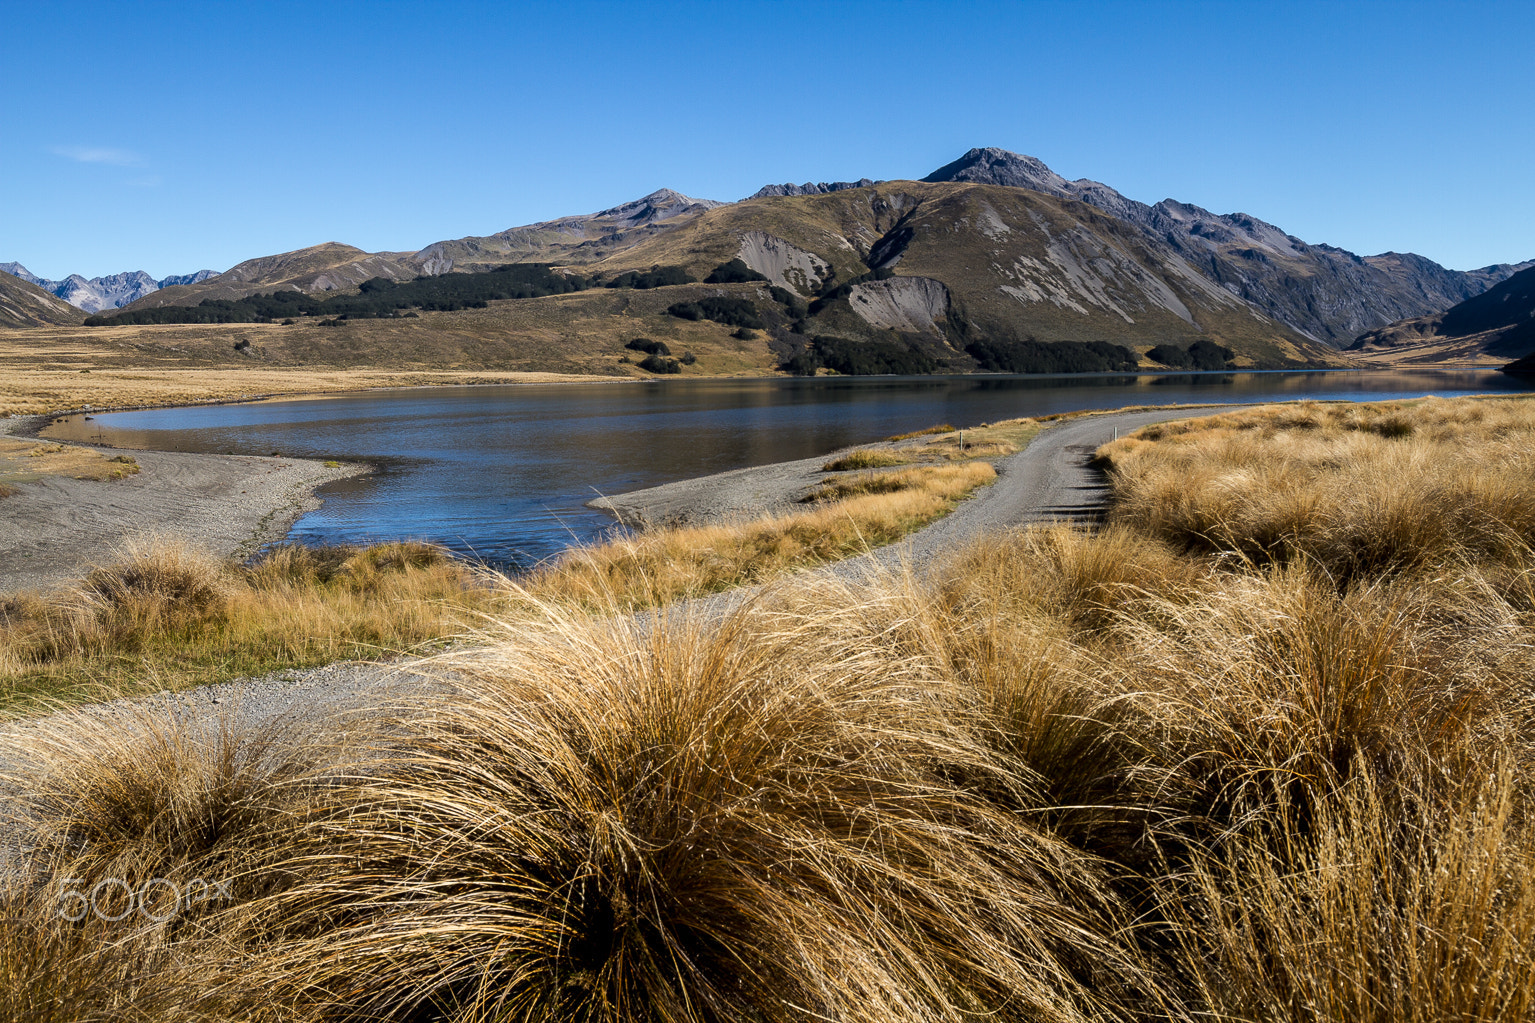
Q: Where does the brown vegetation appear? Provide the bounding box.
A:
[525,460,996,610]
[0,539,486,714]
[0,436,139,485]
[820,448,909,471]
[6,395,1535,1020]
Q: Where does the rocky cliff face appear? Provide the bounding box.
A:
[0,263,222,312]
[923,147,1531,346]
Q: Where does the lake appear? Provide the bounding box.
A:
[41,370,1532,570]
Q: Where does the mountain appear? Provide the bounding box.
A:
[749,179,881,199]
[118,193,731,312]
[411,189,727,273]
[0,272,88,328]
[923,147,1530,346]
[558,178,1333,367]
[92,148,1528,373]
[123,243,419,310]
[1351,265,1535,364]
[0,263,222,313]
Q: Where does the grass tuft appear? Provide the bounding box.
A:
[820,448,909,471]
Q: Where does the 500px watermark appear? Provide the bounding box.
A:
[57,877,231,922]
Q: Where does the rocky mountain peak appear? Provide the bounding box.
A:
[922,147,1073,193]
[748,178,880,200]
[0,262,44,286]
[594,188,725,224]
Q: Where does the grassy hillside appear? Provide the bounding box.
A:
[0,286,786,415]
[120,243,422,310]
[0,272,86,328]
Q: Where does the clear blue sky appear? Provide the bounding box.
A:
[2,0,1530,280]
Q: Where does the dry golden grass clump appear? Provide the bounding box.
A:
[1095,395,1535,578]
[819,448,910,471]
[0,538,485,713]
[886,422,956,441]
[228,597,1161,1022]
[529,460,995,610]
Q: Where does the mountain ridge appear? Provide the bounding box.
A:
[921,147,1531,345]
[0,262,220,313]
[1350,265,1535,364]
[61,148,1532,368]
[0,272,89,328]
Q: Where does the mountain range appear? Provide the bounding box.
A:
[0,263,220,313]
[1352,265,1535,364]
[7,148,1531,372]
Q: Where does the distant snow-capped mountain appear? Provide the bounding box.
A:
[0,263,220,313]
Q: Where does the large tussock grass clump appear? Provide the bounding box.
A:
[249,594,1160,1022]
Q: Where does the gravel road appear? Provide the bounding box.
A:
[873,405,1236,572]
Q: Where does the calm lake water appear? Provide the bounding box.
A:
[43,370,1532,569]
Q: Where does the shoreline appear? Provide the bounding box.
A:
[3,362,1502,430]
[0,413,365,594]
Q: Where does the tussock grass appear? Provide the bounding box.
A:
[1096,396,1535,579]
[234,596,1162,1022]
[529,461,995,609]
[8,395,1535,1020]
[820,448,909,471]
[886,422,955,441]
[0,538,486,713]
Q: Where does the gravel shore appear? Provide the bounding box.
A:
[0,415,361,594]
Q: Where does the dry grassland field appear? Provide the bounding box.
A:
[0,293,784,416]
[7,394,1535,1022]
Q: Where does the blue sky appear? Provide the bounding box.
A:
[2,0,1531,280]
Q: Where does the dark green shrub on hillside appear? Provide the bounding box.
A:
[639,354,681,374]
[625,338,672,356]
[966,338,1138,374]
[768,285,809,318]
[680,351,697,365]
[85,264,587,326]
[1187,339,1236,369]
[783,350,820,376]
[1147,343,1192,368]
[606,265,694,289]
[731,327,756,340]
[807,335,938,376]
[704,258,768,284]
[666,297,765,330]
[1148,340,1235,370]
